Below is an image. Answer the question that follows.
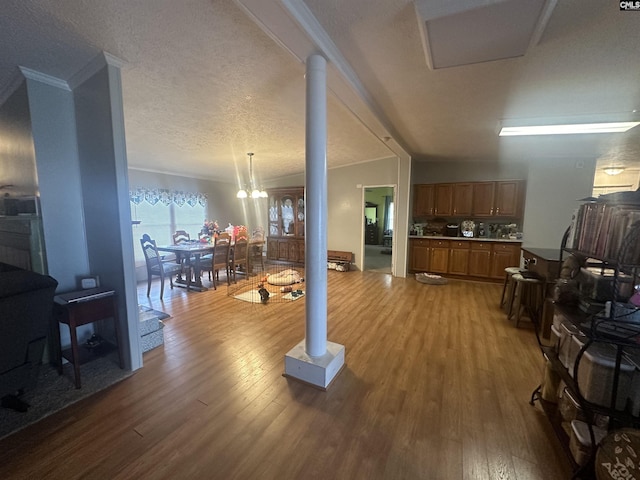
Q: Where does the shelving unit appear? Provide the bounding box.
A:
[531,199,640,479]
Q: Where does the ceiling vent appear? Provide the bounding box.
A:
[414,0,557,70]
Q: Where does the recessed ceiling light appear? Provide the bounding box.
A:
[499,122,640,136]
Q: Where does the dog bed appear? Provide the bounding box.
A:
[415,273,448,285]
[266,269,303,286]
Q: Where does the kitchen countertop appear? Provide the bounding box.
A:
[408,235,522,243]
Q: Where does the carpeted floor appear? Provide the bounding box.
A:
[0,352,132,441]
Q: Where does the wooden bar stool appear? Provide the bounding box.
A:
[508,273,545,328]
[500,266,521,310]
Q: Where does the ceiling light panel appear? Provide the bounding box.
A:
[414,0,556,69]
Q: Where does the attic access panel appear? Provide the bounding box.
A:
[415,0,556,69]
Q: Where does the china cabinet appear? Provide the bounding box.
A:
[266,187,305,263]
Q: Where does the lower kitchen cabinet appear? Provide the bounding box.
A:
[448,241,469,275]
[409,238,521,281]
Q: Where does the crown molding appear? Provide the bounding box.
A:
[68,51,126,90]
[19,66,70,90]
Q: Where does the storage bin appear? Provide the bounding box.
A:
[541,353,561,403]
[549,323,561,353]
[558,386,609,428]
[579,267,633,302]
[573,338,635,410]
[623,351,640,416]
[569,420,607,466]
[559,322,584,371]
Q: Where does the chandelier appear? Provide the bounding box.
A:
[237,152,268,199]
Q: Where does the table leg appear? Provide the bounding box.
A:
[69,324,82,389]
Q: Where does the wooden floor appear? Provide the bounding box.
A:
[0,271,572,479]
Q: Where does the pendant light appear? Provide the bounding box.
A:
[237,153,268,199]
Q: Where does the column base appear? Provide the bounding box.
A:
[284,339,345,390]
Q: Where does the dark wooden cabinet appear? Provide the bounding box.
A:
[490,243,521,279]
[266,187,305,263]
[452,183,473,217]
[413,184,435,217]
[494,180,523,217]
[433,184,453,216]
[448,240,469,275]
[429,239,450,273]
[410,239,430,271]
[468,242,492,277]
[472,182,495,217]
[365,224,379,245]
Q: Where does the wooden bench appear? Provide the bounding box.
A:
[327,250,352,271]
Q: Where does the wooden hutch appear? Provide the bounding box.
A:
[266,187,305,264]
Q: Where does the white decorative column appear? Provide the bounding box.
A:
[284,54,345,390]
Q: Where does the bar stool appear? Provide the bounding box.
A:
[500,267,521,310]
[508,273,545,328]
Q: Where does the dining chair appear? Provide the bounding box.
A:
[229,236,249,283]
[171,230,197,283]
[248,227,265,274]
[209,232,231,290]
[140,234,185,299]
[172,230,191,245]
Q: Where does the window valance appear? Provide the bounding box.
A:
[129,187,207,207]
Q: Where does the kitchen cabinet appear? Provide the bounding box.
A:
[413,184,435,217]
[489,243,521,279]
[452,183,473,216]
[266,187,305,263]
[448,241,469,275]
[429,239,450,273]
[409,238,521,281]
[412,180,525,219]
[434,184,453,216]
[494,181,523,217]
[410,239,430,272]
[468,242,492,277]
[472,182,495,217]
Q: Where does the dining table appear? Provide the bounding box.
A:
[156,242,215,292]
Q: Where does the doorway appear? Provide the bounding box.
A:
[362,186,395,274]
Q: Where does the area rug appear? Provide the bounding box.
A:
[0,352,133,441]
[139,305,170,320]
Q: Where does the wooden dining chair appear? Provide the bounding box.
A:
[209,232,231,290]
[172,230,190,245]
[140,234,185,300]
[248,227,265,274]
[229,236,249,283]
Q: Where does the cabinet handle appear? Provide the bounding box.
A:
[496,207,500,215]
[490,207,494,215]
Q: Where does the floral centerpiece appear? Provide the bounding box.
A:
[201,220,220,243]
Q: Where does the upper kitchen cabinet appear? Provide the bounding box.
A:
[452,183,473,216]
[413,180,525,219]
[494,180,524,218]
[434,184,453,216]
[413,184,435,217]
[471,182,495,217]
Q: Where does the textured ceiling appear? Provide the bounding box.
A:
[1,0,640,183]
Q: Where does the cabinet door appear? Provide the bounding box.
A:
[278,240,289,261]
[429,240,450,273]
[295,194,305,237]
[414,184,435,217]
[472,182,495,217]
[452,183,473,217]
[448,241,469,274]
[490,243,521,279]
[268,196,281,237]
[297,240,305,264]
[434,184,453,216]
[280,194,296,236]
[495,181,523,217]
[288,241,299,262]
[267,238,279,260]
[410,239,430,272]
[468,243,492,277]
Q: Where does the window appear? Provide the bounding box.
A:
[130,187,207,264]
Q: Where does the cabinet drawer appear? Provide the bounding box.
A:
[493,243,519,253]
[470,242,492,251]
[450,241,469,250]
[411,239,429,247]
[430,239,450,248]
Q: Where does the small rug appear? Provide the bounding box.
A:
[139,305,170,320]
[0,353,132,441]
[234,290,264,304]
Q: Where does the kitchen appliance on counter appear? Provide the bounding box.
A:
[460,220,476,238]
[445,224,459,237]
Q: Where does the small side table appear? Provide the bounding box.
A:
[53,288,124,388]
